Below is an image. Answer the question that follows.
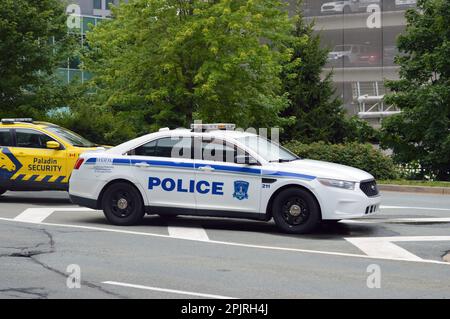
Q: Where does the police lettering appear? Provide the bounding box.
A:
[148,177,224,195]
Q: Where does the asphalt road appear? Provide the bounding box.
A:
[0,190,449,299]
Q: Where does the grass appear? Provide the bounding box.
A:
[379,180,450,187]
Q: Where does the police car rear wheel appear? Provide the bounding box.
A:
[272,188,320,234]
[102,183,144,226]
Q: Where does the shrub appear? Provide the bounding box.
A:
[284,141,398,180]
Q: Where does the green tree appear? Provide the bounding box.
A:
[0,0,73,118]
[83,0,293,132]
[280,1,349,143]
[381,0,450,180]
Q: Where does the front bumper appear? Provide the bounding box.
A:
[314,181,382,220]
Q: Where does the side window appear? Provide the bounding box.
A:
[155,137,191,159]
[133,140,157,156]
[15,129,56,149]
[131,137,192,159]
[201,139,236,163]
[0,129,13,146]
[199,138,255,164]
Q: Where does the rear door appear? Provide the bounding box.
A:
[129,136,197,212]
[10,128,68,186]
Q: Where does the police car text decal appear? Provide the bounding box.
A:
[148,177,224,195]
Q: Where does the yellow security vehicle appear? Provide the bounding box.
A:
[0,118,105,195]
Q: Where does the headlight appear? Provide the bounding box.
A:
[318,178,355,190]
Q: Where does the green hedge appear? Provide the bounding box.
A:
[284,141,398,180]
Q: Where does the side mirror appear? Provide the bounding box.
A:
[235,154,258,166]
[46,141,61,150]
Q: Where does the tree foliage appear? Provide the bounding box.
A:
[83,0,293,132]
[0,0,73,117]
[381,0,450,180]
[285,141,398,180]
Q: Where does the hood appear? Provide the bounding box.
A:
[268,159,374,182]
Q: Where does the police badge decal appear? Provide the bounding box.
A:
[233,180,249,200]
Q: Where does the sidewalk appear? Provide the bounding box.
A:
[379,184,450,195]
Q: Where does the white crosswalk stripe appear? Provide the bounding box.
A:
[168,223,210,241]
[345,236,450,261]
[13,207,94,223]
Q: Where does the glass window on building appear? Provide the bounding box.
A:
[93,0,102,10]
[83,16,97,33]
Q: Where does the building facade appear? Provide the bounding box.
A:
[58,0,121,84]
[63,0,415,126]
[302,0,416,126]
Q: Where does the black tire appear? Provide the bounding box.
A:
[0,189,5,196]
[272,188,321,234]
[101,182,144,226]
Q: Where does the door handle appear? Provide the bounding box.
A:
[198,165,214,172]
[135,162,150,168]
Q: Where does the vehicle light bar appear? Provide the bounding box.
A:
[1,118,33,124]
[190,123,236,131]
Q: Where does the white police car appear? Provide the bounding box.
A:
[69,124,381,234]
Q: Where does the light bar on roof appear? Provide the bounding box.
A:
[1,118,33,124]
[190,123,236,131]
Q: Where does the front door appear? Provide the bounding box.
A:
[194,137,262,216]
[10,128,68,186]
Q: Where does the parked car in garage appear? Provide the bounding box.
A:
[328,44,373,67]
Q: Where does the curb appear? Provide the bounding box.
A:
[379,184,450,195]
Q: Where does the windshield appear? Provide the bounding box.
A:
[46,126,97,148]
[333,45,351,52]
[235,136,299,163]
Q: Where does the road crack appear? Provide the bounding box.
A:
[0,287,48,299]
[0,225,126,298]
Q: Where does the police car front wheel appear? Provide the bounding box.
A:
[101,182,145,226]
[272,188,321,234]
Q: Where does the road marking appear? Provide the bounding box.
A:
[381,205,450,212]
[345,236,450,261]
[168,222,209,241]
[392,217,450,223]
[345,238,423,261]
[343,217,450,224]
[14,207,94,223]
[103,281,236,299]
[0,216,448,265]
